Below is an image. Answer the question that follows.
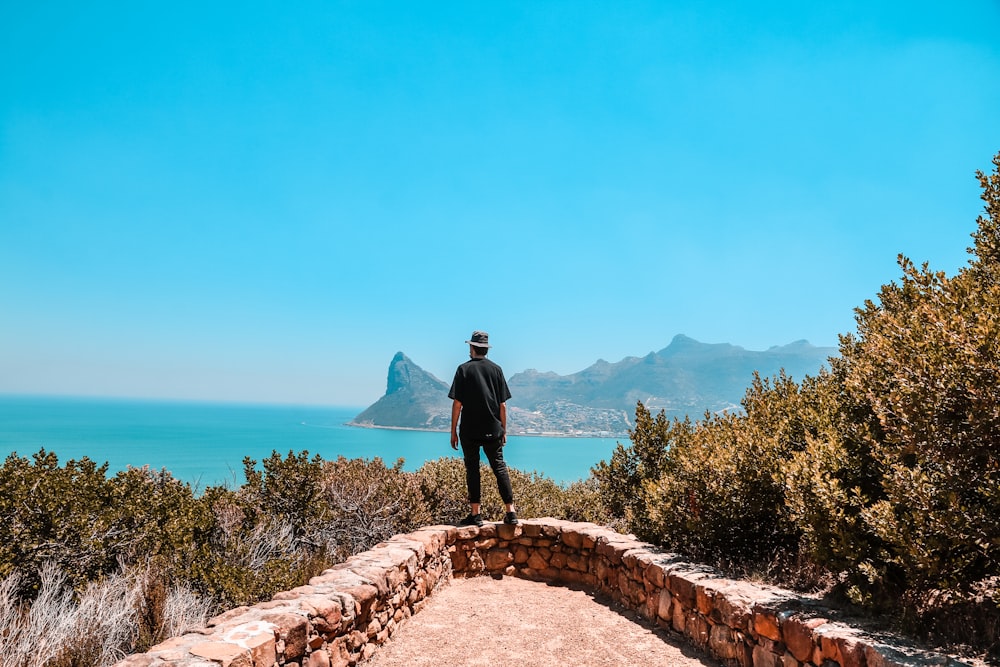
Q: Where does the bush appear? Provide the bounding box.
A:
[830,155,1000,609]
[319,456,432,559]
[594,151,1000,655]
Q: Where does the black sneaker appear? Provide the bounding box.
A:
[503,511,519,525]
[458,513,484,527]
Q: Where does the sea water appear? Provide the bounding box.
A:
[0,395,625,488]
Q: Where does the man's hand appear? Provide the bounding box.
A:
[450,400,462,451]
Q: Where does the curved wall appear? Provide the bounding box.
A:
[115,519,968,667]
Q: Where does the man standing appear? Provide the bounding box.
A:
[449,330,518,526]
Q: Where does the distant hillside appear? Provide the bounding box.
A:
[350,335,837,436]
[509,334,837,421]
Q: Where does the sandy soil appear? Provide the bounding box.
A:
[365,575,721,667]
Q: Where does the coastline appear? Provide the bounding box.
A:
[346,422,628,439]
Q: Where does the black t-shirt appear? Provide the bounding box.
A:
[448,357,512,441]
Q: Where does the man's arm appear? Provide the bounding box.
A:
[500,402,507,445]
[450,400,462,450]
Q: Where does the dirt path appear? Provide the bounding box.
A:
[365,575,721,667]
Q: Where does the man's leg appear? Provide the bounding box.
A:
[460,438,483,513]
[482,439,515,508]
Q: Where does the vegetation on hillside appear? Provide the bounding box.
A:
[594,151,1000,656]
[0,450,607,666]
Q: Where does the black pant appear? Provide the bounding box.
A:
[460,436,515,505]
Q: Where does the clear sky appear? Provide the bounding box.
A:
[2,2,999,407]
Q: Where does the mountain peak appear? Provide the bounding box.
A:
[659,334,737,357]
[386,351,411,394]
[351,353,451,430]
[385,351,447,395]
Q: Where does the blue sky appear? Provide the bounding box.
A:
[2,2,999,407]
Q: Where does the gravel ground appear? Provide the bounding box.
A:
[365,575,721,667]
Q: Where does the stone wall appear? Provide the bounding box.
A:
[115,519,970,667]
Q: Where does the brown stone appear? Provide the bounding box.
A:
[753,644,785,667]
[340,584,380,624]
[465,549,485,573]
[713,587,753,631]
[497,522,521,540]
[221,621,278,665]
[485,548,514,571]
[521,522,544,538]
[561,528,584,549]
[309,569,370,588]
[475,537,498,550]
[300,596,343,633]
[328,636,352,667]
[272,584,316,600]
[620,548,648,570]
[526,550,549,571]
[567,553,589,572]
[708,623,743,662]
[307,649,331,667]
[478,523,499,539]
[396,534,434,556]
[537,521,563,538]
[695,582,716,616]
[257,612,307,660]
[575,526,604,550]
[594,559,618,591]
[685,613,710,648]
[668,572,698,608]
[456,525,481,540]
[113,656,157,667]
[751,603,782,642]
[656,588,673,621]
[618,575,636,602]
[361,643,378,661]
[147,635,196,652]
[644,562,666,588]
[781,652,802,667]
[189,642,251,667]
[783,615,826,663]
[207,606,252,627]
[817,623,867,667]
[595,538,634,564]
[758,636,786,656]
[450,546,469,572]
[672,602,688,634]
[513,545,530,564]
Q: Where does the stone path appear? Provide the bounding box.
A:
[365,574,721,667]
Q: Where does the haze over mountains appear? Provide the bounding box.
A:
[350,335,838,437]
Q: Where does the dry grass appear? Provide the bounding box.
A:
[0,563,212,667]
[158,584,214,640]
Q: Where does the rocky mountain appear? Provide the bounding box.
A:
[350,335,837,437]
[350,352,453,431]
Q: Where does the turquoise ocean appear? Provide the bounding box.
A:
[0,396,624,488]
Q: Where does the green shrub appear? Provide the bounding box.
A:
[593,151,1000,655]
[319,455,431,558]
[592,403,677,533]
[832,154,1000,601]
